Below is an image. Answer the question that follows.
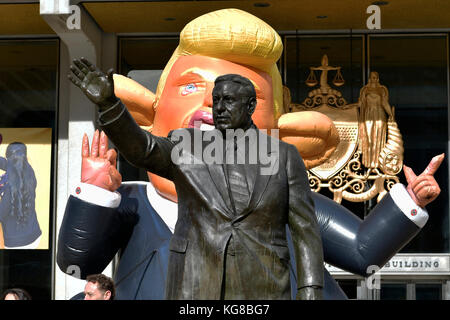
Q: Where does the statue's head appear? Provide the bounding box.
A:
[369,71,380,83]
[212,74,257,132]
[146,9,284,201]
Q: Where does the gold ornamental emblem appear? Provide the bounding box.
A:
[291,55,403,203]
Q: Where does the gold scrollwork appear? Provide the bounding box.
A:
[308,174,322,192]
[309,151,400,204]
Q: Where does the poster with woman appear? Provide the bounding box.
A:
[0,128,51,249]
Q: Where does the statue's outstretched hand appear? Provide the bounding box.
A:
[68,57,118,111]
[404,153,445,208]
[81,130,122,192]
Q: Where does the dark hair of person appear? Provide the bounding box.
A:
[214,74,256,99]
[4,142,37,224]
[86,274,116,300]
[1,288,32,300]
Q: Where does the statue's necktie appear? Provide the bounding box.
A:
[222,136,250,215]
[226,163,250,215]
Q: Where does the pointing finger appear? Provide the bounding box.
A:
[422,153,445,176]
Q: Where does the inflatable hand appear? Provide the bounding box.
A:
[404,153,445,208]
[81,130,122,192]
[278,111,340,169]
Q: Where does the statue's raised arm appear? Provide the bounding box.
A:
[68,58,175,180]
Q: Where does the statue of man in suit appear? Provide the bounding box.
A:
[67,58,324,299]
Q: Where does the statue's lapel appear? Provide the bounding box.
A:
[247,150,278,212]
[205,162,234,217]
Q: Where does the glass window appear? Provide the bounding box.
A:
[416,283,442,300]
[0,40,57,128]
[380,283,407,300]
[284,36,364,108]
[369,35,449,253]
[119,37,179,89]
[0,39,58,300]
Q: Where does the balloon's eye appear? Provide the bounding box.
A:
[181,83,197,96]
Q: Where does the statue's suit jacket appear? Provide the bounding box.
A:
[94,102,324,300]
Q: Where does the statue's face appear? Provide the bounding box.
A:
[369,72,379,83]
[150,55,276,201]
[212,81,255,131]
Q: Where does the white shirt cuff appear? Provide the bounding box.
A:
[72,182,121,208]
[389,183,428,228]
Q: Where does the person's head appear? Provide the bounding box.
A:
[212,74,257,132]
[84,274,115,300]
[138,9,283,201]
[1,288,32,300]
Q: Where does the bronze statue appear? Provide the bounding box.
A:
[68,59,324,300]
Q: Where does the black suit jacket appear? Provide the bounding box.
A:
[98,102,324,299]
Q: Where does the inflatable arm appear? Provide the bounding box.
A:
[57,196,138,279]
[313,191,420,276]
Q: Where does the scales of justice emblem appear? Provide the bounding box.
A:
[291,55,404,203]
